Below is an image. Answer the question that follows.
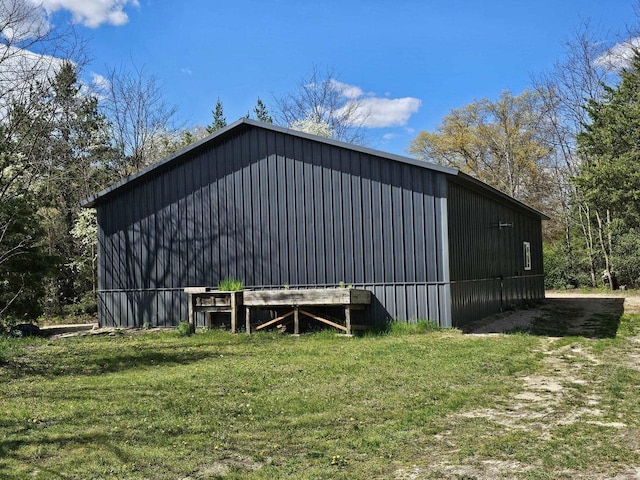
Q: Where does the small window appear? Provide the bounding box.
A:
[523,241,532,271]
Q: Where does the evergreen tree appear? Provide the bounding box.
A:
[575,52,640,288]
[253,97,273,123]
[207,98,227,133]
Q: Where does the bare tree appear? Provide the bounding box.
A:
[101,63,179,176]
[0,0,87,221]
[532,22,611,285]
[273,66,369,144]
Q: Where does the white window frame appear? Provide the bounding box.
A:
[523,241,532,271]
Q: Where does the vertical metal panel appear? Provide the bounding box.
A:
[370,157,384,283]
[96,207,108,327]
[201,149,212,285]
[96,208,107,291]
[412,179,426,286]
[191,156,203,286]
[423,177,437,283]
[332,148,345,282]
[249,135,261,286]
[435,175,452,327]
[148,176,159,291]
[266,134,279,285]
[160,170,171,291]
[346,150,360,284]
[234,136,245,282]
[312,146,325,284]
[293,139,307,284]
[322,144,335,283]
[284,137,298,285]
[241,144,252,285]
[217,143,228,281]
[405,285,417,322]
[360,154,373,284]
[415,285,427,320]
[111,196,122,290]
[302,141,316,283]
[184,157,195,286]
[380,159,394,283]
[402,168,415,283]
[276,134,288,285]
[392,165,404,282]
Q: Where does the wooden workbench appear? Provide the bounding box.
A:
[243,288,371,335]
[184,288,243,333]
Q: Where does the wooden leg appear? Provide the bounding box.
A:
[294,307,299,335]
[188,294,195,333]
[245,307,251,335]
[345,306,352,336]
[231,292,237,334]
[207,312,213,329]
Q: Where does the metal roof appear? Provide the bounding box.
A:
[81,118,549,219]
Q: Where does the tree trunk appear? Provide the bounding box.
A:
[578,203,597,287]
[595,209,616,290]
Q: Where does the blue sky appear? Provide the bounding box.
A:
[22,0,639,155]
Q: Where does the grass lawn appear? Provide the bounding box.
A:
[1,315,640,479]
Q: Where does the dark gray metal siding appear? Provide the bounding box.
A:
[96,127,452,327]
[447,180,545,326]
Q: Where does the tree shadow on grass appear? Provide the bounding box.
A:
[3,343,232,379]
[526,297,625,338]
[0,431,131,480]
[465,297,626,339]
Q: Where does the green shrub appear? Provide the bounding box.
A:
[177,321,193,336]
[218,277,243,291]
[544,242,592,289]
[612,229,640,288]
[62,291,98,317]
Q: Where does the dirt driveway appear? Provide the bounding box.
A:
[467,291,638,337]
[431,291,640,479]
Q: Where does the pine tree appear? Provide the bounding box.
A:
[575,52,640,288]
[207,98,227,133]
[253,97,273,123]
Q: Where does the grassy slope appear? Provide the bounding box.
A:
[1,319,639,479]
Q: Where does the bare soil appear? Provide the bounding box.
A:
[466,290,636,337]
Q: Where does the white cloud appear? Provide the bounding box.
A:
[0,44,66,118]
[33,0,139,28]
[352,97,421,128]
[91,72,110,90]
[595,37,640,70]
[87,71,110,100]
[0,0,50,41]
[330,79,364,99]
[382,132,399,141]
[331,80,422,129]
[0,44,65,88]
[181,67,193,75]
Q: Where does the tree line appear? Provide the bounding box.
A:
[409,23,640,291]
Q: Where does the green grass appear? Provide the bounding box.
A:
[218,277,244,291]
[385,319,442,335]
[1,315,639,479]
